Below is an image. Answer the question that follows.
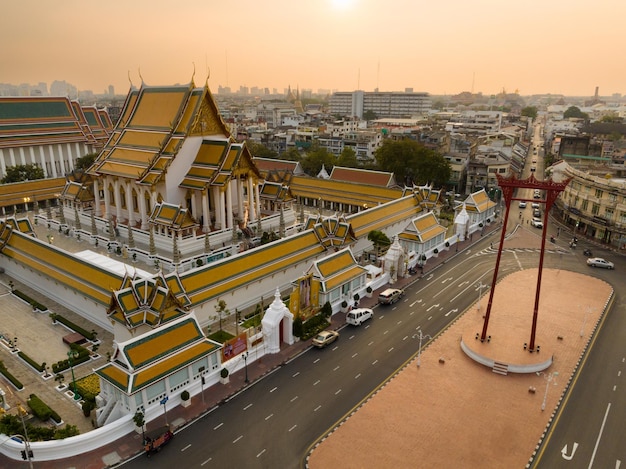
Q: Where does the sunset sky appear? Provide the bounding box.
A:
[2,0,625,97]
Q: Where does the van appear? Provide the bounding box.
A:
[346,308,373,326]
[378,288,404,305]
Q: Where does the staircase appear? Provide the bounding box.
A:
[492,362,509,376]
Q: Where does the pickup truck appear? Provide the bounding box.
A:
[144,426,174,457]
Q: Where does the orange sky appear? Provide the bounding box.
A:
[2,0,625,97]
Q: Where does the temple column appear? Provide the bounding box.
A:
[103,177,111,219]
[226,181,233,229]
[49,145,58,178]
[139,189,148,230]
[255,183,261,222]
[237,177,244,222]
[247,177,255,223]
[202,189,210,233]
[94,180,101,217]
[213,186,223,230]
[125,182,134,225]
[218,189,226,230]
[113,179,123,221]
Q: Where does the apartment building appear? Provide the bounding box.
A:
[329,90,431,119]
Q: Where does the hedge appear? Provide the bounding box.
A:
[27,394,61,423]
[51,344,91,374]
[0,360,24,390]
[17,351,44,372]
[12,289,47,311]
[50,314,95,340]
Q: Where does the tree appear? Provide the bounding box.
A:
[374,138,451,187]
[363,110,378,121]
[74,153,98,171]
[281,147,301,161]
[563,106,589,120]
[336,147,358,168]
[214,299,230,331]
[246,141,278,159]
[1,164,44,184]
[368,230,391,259]
[299,145,335,176]
[521,106,538,119]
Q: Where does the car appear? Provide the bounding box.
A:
[518,201,527,208]
[533,193,541,199]
[530,167,536,172]
[531,203,540,209]
[312,330,339,348]
[533,209,541,218]
[346,307,374,326]
[586,258,615,269]
[530,218,543,228]
[378,288,404,305]
[532,159,537,164]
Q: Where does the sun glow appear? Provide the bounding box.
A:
[331,0,356,10]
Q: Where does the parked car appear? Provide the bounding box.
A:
[346,308,373,326]
[531,218,543,228]
[586,258,615,269]
[312,330,339,348]
[531,203,540,209]
[145,426,174,457]
[518,201,527,208]
[533,209,541,218]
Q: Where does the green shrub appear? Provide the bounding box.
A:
[17,351,44,372]
[220,368,229,378]
[81,400,95,417]
[181,390,190,401]
[301,314,330,340]
[293,316,303,337]
[27,394,52,421]
[0,361,23,390]
[52,315,95,340]
[11,289,47,311]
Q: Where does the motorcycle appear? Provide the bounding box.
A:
[583,249,592,257]
[569,241,577,249]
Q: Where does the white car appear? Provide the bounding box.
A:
[518,201,527,208]
[346,307,374,326]
[531,202,540,209]
[586,258,615,269]
[530,218,543,228]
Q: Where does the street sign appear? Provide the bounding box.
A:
[160,396,168,406]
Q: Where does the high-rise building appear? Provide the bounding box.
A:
[330,90,431,119]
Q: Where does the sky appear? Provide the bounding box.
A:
[2,0,625,97]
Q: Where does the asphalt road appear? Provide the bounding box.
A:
[121,230,622,469]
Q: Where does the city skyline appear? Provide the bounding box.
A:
[2,0,625,98]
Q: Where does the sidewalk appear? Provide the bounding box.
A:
[4,221,505,468]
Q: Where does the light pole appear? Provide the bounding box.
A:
[18,405,34,469]
[412,330,432,368]
[537,371,558,411]
[67,349,80,400]
[198,366,206,404]
[476,282,485,313]
[243,351,249,384]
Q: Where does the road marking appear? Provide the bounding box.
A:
[291,396,298,402]
[561,442,578,460]
[313,379,320,386]
[233,435,243,444]
[397,320,402,325]
[265,413,273,420]
[333,365,340,371]
[313,358,320,364]
[589,402,611,469]
[349,335,355,340]
[213,422,223,430]
[465,250,472,255]
[427,274,434,280]
[365,324,370,329]
[270,386,277,393]
[289,424,298,432]
[441,277,453,284]
[445,308,458,317]
[379,314,385,319]
[292,371,300,377]
[409,311,415,316]
[616,460,621,469]
[332,345,339,351]
[314,405,322,412]
[613,385,617,391]
[201,457,212,466]
[256,449,266,458]
[372,360,378,365]
[243,403,253,410]
[335,389,342,395]
[618,371,622,377]
[355,373,361,379]
[352,352,358,358]
[181,444,191,452]
[388,347,394,352]
[458,281,469,287]
[384,330,389,335]
[403,335,409,341]
[428,316,433,321]
[426,304,439,312]
[368,341,374,346]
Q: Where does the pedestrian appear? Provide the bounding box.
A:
[490,242,493,249]
[557,227,560,237]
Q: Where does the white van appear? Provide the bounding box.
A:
[378,288,404,305]
[346,308,373,326]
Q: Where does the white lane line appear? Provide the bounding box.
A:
[403,335,409,341]
[291,396,298,402]
[265,413,273,421]
[213,422,223,430]
[333,365,340,371]
[352,352,358,358]
[368,341,374,346]
[201,458,212,466]
[365,324,371,329]
[292,371,300,377]
[428,316,433,321]
[314,405,322,412]
[332,345,339,351]
[384,330,389,335]
[588,402,611,469]
[233,435,243,444]
[388,347,394,352]
[243,403,253,410]
[335,389,342,395]
[270,386,277,393]
[313,379,320,386]
[313,358,320,364]
[256,449,266,458]
[372,360,378,365]
[349,335,355,340]
[355,373,361,379]
[379,315,385,319]
[289,424,298,432]
[397,320,402,325]
[181,444,191,452]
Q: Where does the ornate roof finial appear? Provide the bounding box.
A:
[138,68,144,86]
[191,62,196,84]
[127,70,134,88]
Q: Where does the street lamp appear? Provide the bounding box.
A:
[412,330,432,368]
[536,371,558,411]
[17,405,34,469]
[243,351,249,384]
[67,349,80,400]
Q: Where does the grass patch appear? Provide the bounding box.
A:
[207,330,235,343]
